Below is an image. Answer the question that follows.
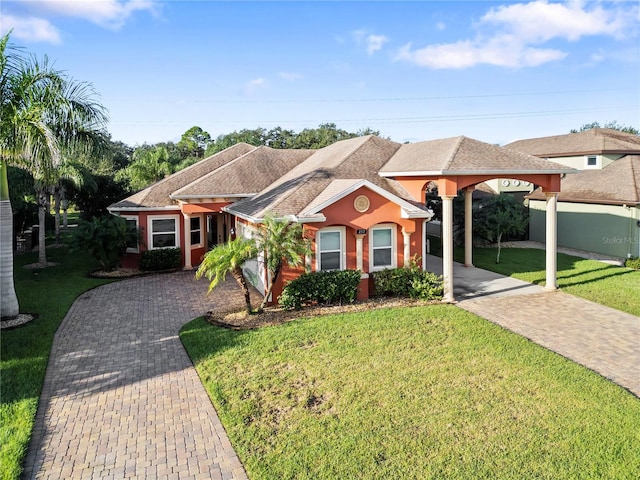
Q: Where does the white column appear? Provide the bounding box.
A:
[545,193,558,290]
[355,234,365,272]
[441,195,455,302]
[464,187,473,267]
[402,229,412,267]
[183,213,192,270]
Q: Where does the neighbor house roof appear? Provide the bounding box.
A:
[109,142,256,210]
[379,136,573,176]
[505,128,640,157]
[527,155,640,206]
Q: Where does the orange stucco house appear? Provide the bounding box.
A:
[109,135,573,303]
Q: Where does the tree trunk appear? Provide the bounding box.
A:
[1,162,20,318]
[496,232,503,264]
[53,186,61,244]
[38,187,48,266]
[258,265,281,313]
[232,267,253,315]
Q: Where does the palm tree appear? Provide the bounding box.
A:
[0,33,107,317]
[195,238,258,315]
[255,215,309,312]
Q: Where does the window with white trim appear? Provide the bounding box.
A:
[122,215,139,253]
[317,227,345,271]
[190,216,202,247]
[369,224,396,271]
[585,155,599,169]
[148,216,180,249]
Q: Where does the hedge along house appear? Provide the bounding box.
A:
[506,129,640,259]
[109,134,573,303]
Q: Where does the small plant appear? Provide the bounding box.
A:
[279,269,361,310]
[625,257,640,270]
[140,247,182,271]
[372,258,443,300]
[73,215,140,271]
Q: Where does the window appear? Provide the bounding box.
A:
[122,215,139,253]
[370,224,396,271]
[317,228,345,271]
[585,155,598,169]
[148,216,179,249]
[190,216,202,247]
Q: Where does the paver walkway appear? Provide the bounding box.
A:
[22,272,249,480]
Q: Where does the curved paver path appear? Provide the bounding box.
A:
[460,291,640,398]
[22,272,248,480]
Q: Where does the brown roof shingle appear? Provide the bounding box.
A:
[505,128,640,157]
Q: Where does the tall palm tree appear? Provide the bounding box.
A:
[255,215,309,312]
[195,238,258,315]
[0,33,107,317]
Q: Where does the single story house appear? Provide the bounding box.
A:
[109,135,573,303]
[506,128,640,259]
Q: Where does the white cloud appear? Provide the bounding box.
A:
[0,14,62,44]
[352,29,389,56]
[278,72,303,81]
[396,0,639,69]
[243,78,268,95]
[35,0,160,29]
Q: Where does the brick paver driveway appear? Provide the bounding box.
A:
[22,272,248,480]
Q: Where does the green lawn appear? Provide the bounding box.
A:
[181,306,640,479]
[458,247,640,316]
[0,244,113,480]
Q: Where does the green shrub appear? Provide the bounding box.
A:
[625,257,640,270]
[73,215,140,271]
[140,247,182,271]
[372,263,443,301]
[279,270,361,310]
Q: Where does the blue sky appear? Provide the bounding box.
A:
[2,0,639,147]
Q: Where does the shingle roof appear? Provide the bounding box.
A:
[380,136,573,175]
[171,146,314,198]
[109,143,256,209]
[505,128,640,157]
[226,135,423,220]
[527,155,640,205]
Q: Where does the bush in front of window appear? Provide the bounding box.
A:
[140,247,182,271]
[372,263,443,301]
[279,269,361,311]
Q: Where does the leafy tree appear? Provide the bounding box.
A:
[474,193,529,264]
[177,126,211,159]
[195,238,258,315]
[73,215,140,271]
[254,215,310,312]
[116,145,172,191]
[571,121,639,135]
[7,165,37,235]
[1,33,107,316]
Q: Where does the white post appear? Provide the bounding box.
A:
[464,187,473,267]
[402,229,412,267]
[183,213,192,270]
[441,195,455,302]
[355,234,365,272]
[545,193,558,290]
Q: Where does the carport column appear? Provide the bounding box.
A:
[182,213,192,270]
[545,192,558,290]
[355,233,365,272]
[441,195,456,302]
[464,187,474,267]
[402,228,412,267]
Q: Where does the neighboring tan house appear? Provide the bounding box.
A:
[506,128,640,259]
[109,134,572,303]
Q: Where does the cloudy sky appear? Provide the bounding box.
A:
[2,0,639,147]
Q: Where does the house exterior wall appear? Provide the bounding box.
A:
[542,154,622,170]
[529,200,640,259]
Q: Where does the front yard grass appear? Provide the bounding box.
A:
[462,248,640,316]
[181,306,640,480]
[0,245,113,480]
